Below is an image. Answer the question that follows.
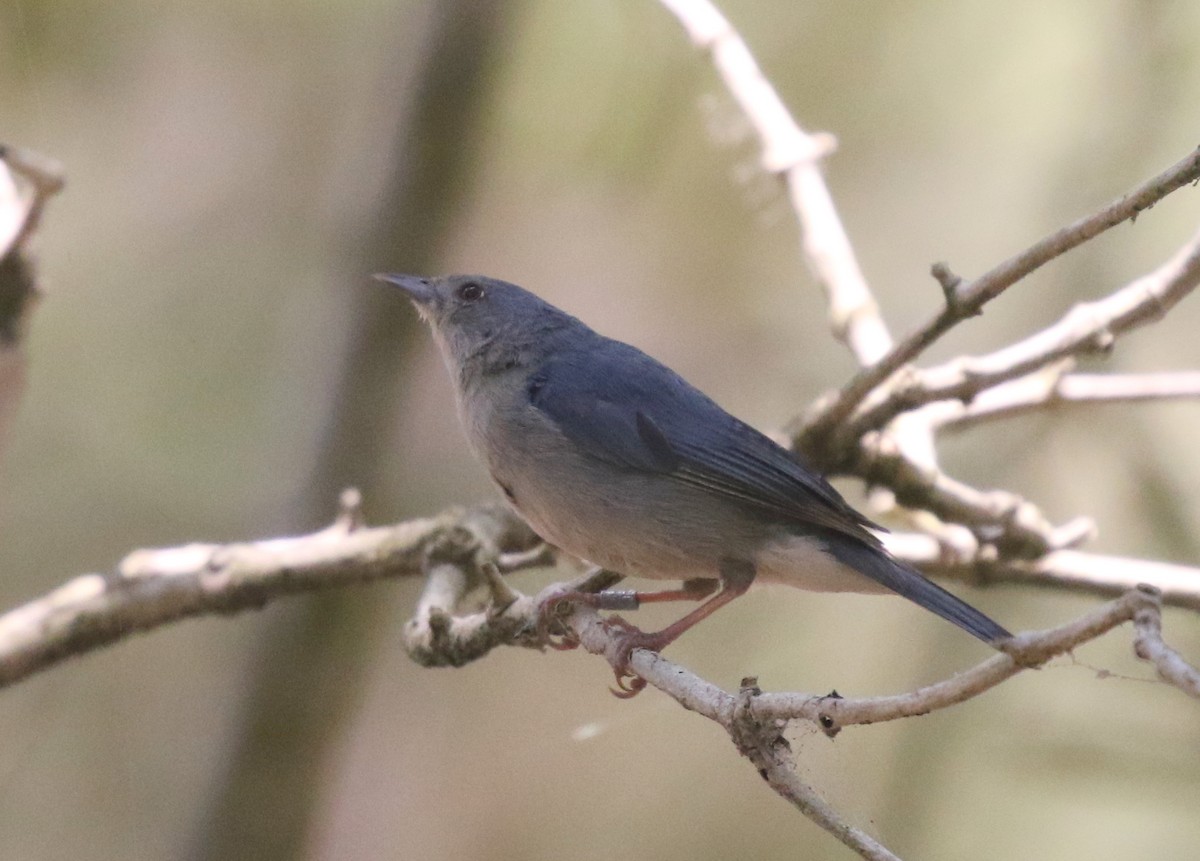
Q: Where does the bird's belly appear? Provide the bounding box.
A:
[506,470,726,581]
[488,445,742,581]
[754,534,888,594]
[458,395,717,579]
[512,481,885,593]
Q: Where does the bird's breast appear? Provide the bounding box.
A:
[460,393,755,580]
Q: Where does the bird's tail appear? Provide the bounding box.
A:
[825,536,1011,644]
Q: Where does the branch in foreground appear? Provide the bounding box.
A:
[0,496,538,690]
[403,538,1197,859]
[0,485,1195,859]
[730,680,900,861]
[18,493,1195,704]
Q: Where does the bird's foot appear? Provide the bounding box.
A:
[602,616,675,699]
[535,582,639,651]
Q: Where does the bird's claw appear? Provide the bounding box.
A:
[535,598,660,698]
[611,672,647,698]
[603,615,656,698]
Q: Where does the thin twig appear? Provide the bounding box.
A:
[656,0,892,367]
[0,502,539,689]
[751,588,1156,731]
[805,146,1200,450]
[405,552,1195,860]
[932,369,1200,430]
[730,680,901,861]
[1133,600,1200,699]
[848,226,1200,434]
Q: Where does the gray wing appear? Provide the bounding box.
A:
[528,340,883,546]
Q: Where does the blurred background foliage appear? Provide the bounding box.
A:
[0,1,1199,859]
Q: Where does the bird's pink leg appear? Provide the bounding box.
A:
[605,560,755,697]
[536,578,718,650]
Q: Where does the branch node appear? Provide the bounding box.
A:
[482,562,519,615]
[495,542,555,573]
[1049,516,1097,550]
[816,710,840,738]
[334,487,364,532]
[996,633,1051,669]
[199,548,234,591]
[1089,327,1116,354]
[1135,582,1163,599]
[762,131,838,173]
[931,261,975,315]
[427,606,451,636]
[732,676,790,759]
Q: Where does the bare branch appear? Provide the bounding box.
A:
[851,436,1075,557]
[572,584,1198,721]
[392,537,1198,712]
[849,225,1200,433]
[730,681,901,861]
[0,492,1193,861]
[657,0,893,367]
[1134,600,1200,699]
[752,588,1157,731]
[805,146,1200,448]
[932,368,1200,430]
[0,502,539,689]
[397,548,1196,858]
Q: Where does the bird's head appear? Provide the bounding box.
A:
[377,273,579,377]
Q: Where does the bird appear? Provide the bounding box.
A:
[380,273,1011,693]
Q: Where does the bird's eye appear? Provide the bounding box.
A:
[457,281,485,302]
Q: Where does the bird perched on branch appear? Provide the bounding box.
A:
[381,273,1010,694]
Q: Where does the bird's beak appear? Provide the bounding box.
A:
[374,273,437,308]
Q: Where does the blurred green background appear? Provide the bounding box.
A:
[1,1,1199,859]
